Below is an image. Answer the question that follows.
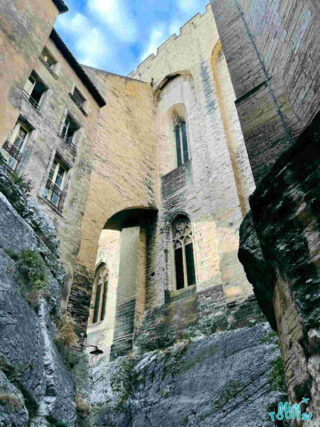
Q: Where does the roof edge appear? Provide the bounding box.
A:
[52,0,69,14]
[50,29,106,108]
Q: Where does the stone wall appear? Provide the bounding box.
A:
[239,113,320,422]
[211,0,320,184]
[129,4,255,308]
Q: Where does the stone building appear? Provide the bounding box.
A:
[1,0,320,425]
[1,0,260,361]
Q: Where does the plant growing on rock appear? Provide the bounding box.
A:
[0,393,22,412]
[55,311,79,348]
[7,171,33,196]
[15,249,48,309]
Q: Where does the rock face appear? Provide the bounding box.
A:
[0,162,76,426]
[239,112,320,422]
[80,323,282,426]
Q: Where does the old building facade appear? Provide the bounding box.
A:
[1,0,259,362]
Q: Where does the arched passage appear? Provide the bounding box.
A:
[86,207,157,360]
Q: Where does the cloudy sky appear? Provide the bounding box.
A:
[56,0,208,76]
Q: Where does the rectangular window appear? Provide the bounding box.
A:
[43,157,68,210]
[40,47,57,71]
[61,114,79,146]
[24,71,47,110]
[1,120,30,171]
[72,87,86,109]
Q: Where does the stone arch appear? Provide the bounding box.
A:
[86,206,157,360]
[154,70,194,100]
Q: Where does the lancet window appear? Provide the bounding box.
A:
[172,215,196,290]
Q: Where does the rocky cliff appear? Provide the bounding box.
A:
[239,112,320,423]
[0,158,76,426]
[75,323,283,427]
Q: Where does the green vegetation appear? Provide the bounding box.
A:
[46,416,68,427]
[110,353,137,407]
[260,331,278,344]
[213,380,246,412]
[0,393,22,412]
[13,249,48,309]
[269,356,286,392]
[260,331,287,392]
[7,171,33,195]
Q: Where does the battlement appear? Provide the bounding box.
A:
[128,4,212,79]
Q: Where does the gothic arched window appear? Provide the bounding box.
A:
[172,215,196,290]
[174,118,189,167]
[90,265,108,324]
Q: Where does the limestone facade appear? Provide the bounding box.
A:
[0,1,257,359]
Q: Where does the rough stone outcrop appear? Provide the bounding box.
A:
[0,163,76,426]
[239,112,320,422]
[79,323,282,426]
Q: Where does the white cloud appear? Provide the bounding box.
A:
[139,26,167,62]
[76,27,110,68]
[57,12,88,33]
[88,0,138,43]
[177,0,195,12]
[169,20,183,36]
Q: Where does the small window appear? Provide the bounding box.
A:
[43,157,68,210]
[24,71,47,110]
[61,114,79,146]
[172,215,196,290]
[174,118,189,167]
[90,266,108,325]
[72,87,86,109]
[1,120,31,171]
[40,48,57,71]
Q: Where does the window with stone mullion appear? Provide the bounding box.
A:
[172,216,196,290]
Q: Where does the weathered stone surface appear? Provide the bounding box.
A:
[23,197,60,257]
[239,112,320,421]
[211,0,320,184]
[238,212,277,330]
[135,287,267,353]
[83,323,281,426]
[0,161,27,216]
[0,247,76,426]
[0,370,28,426]
[0,175,76,425]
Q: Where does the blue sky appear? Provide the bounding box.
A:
[56,0,209,76]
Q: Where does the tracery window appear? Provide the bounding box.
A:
[172,215,196,290]
[90,266,108,324]
[174,118,189,167]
